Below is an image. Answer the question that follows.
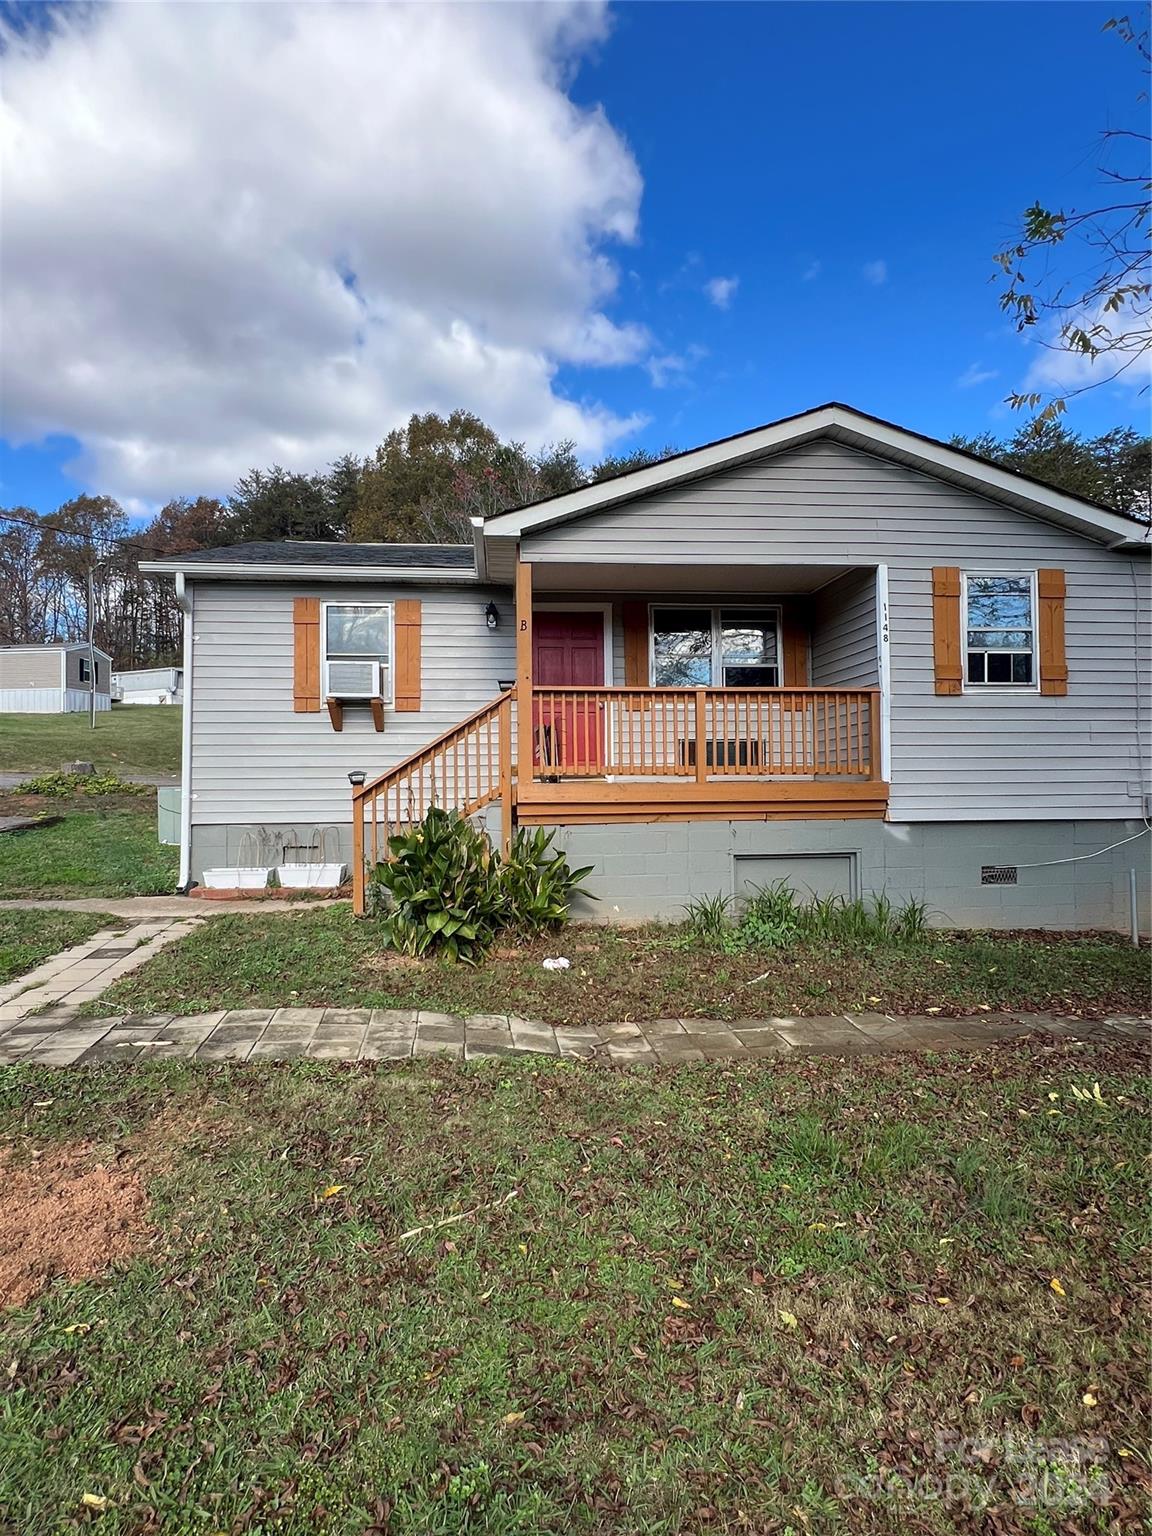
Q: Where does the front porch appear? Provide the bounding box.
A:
[350,557,890,912]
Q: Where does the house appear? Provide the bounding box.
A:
[112,666,184,706]
[141,403,1151,932]
[0,642,113,713]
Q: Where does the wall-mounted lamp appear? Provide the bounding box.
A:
[484,601,500,631]
[347,769,366,788]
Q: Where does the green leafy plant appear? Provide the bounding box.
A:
[683,881,934,953]
[369,808,594,963]
[500,826,595,936]
[13,770,150,797]
[371,807,505,964]
[682,891,733,943]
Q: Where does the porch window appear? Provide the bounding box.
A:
[963,575,1035,688]
[323,602,393,701]
[650,606,780,687]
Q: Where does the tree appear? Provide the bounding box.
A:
[227,466,340,543]
[590,446,675,482]
[351,411,509,542]
[994,15,1150,419]
[951,420,1151,517]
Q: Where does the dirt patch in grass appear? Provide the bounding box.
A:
[0,1144,150,1308]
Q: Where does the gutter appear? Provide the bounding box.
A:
[174,573,194,893]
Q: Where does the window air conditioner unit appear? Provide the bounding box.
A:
[327,660,382,699]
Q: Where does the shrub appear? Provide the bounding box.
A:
[500,827,594,936]
[369,809,594,963]
[684,881,932,952]
[372,807,506,964]
[14,770,150,798]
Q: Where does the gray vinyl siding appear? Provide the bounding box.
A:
[524,440,1149,822]
[0,649,61,689]
[189,582,515,826]
[64,649,111,692]
[810,570,879,688]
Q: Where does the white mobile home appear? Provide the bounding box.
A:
[112,666,183,706]
[0,643,113,713]
[142,404,1152,932]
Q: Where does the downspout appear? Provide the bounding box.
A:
[175,573,195,893]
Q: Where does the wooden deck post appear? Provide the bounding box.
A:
[694,689,708,785]
[351,788,366,917]
[867,689,882,781]
[499,691,513,854]
[515,555,533,787]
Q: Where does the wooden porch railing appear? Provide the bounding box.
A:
[531,687,881,781]
[351,685,883,914]
[351,689,513,915]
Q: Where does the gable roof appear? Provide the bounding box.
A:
[141,541,477,581]
[480,403,1149,551]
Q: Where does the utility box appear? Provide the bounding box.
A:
[157,787,180,846]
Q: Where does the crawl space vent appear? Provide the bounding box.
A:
[981,865,1018,886]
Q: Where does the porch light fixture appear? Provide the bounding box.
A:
[347,769,366,787]
[484,601,500,631]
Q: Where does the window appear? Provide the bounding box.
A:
[651,606,781,687]
[79,656,91,684]
[323,603,392,700]
[963,574,1035,688]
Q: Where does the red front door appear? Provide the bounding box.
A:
[532,611,605,773]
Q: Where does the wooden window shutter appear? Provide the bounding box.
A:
[394,598,422,711]
[622,602,649,686]
[1037,568,1068,696]
[781,608,809,687]
[292,597,321,712]
[931,567,963,695]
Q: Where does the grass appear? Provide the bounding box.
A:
[0,910,115,984]
[0,1039,1147,1534]
[0,807,177,899]
[87,906,1151,1022]
[0,706,181,776]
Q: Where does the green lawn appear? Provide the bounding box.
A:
[0,810,177,899]
[88,906,1151,1022]
[0,706,181,776]
[0,1041,1146,1534]
[0,910,116,984]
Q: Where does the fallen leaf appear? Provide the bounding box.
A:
[1082,1391,1098,1407]
[62,1323,92,1336]
[1050,1278,1067,1297]
[671,1296,691,1310]
[321,1185,346,1199]
[779,1310,799,1328]
[501,1411,526,1426]
[81,1493,109,1511]
[935,1297,952,1307]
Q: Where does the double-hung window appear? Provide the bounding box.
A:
[963,574,1036,688]
[323,603,393,701]
[651,606,781,687]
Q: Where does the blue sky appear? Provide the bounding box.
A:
[1,0,1145,518]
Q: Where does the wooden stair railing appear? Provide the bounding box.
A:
[351,689,514,915]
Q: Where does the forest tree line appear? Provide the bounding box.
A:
[0,410,1147,669]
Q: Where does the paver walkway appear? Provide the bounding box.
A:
[0,918,202,1026]
[0,1005,1144,1067]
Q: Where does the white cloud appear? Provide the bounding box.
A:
[957,363,999,388]
[801,260,822,282]
[0,1,650,500]
[705,276,739,310]
[862,260,888,286]
[1021,300,1152,395]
